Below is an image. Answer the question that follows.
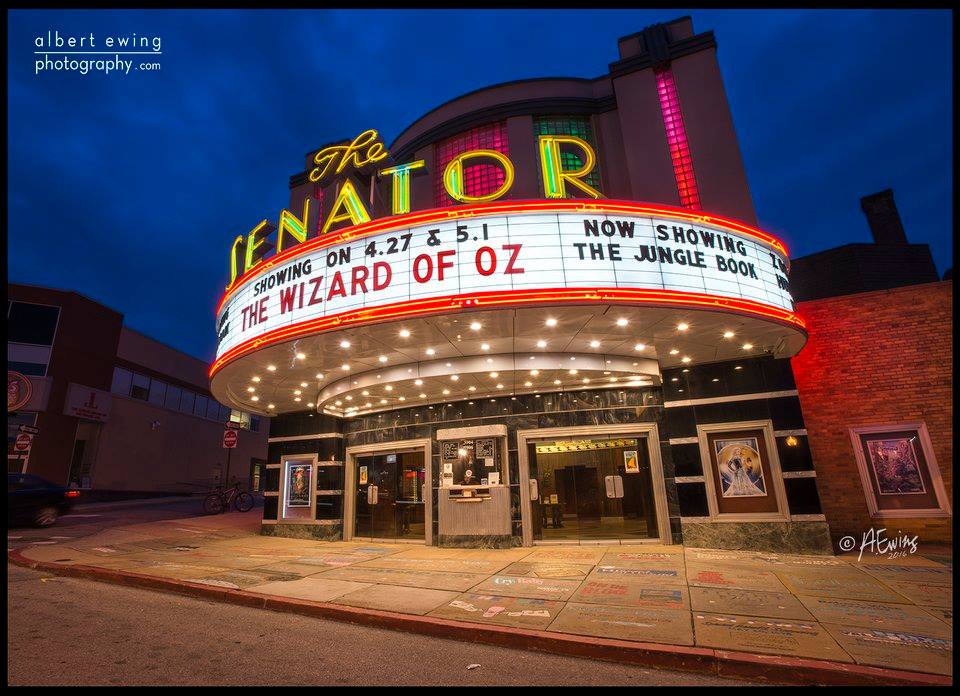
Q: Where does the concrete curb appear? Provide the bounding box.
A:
[7,549,951,687]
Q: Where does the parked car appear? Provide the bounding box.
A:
[7,473,80,527]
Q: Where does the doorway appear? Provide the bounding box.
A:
[518,424,670,545]
[344,439,432,544]
[354,451,426,541]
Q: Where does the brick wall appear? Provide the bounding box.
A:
[791,280,953,544]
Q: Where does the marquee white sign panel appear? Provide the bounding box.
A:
[215,211,794,360]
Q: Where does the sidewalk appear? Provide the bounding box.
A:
[9,513,951,685]
[72,495,198,512]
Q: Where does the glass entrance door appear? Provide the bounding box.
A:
[355,451,425,540]
[530,437,659,542]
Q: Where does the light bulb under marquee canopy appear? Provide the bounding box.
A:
[536,340,547,348]
[385,385,394,391]
[742,343,754,350]
[481,344,490,351]
[677,323,689,331]
[415,379,423,386]
[399,329,411,338]
[616,318,628,327]
[267,365,276,372]
[426,348,435,356]
[723,331,735,339]
[300,382,308,387]
[634,344,645,351]
[589,340,600,348]
[251,376,261,383]
[669,349,679,355]
[252,396,259,401]
[545,318,557,327]
[339,340,350,349]
[295,352,306,360]
[470,322,482,331]
[247,387,255,392]
[341,364,350,371]
[378,356,388,363]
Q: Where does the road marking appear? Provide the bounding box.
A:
[49,536,72,539]
[61,514,103,518]
[30,541,58,545]
[8,536,23,540]
[91,547,117,553]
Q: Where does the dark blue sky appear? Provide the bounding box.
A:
[8,9,953,361]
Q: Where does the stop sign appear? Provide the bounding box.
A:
[14,433,33,452]
[222,429,238,449]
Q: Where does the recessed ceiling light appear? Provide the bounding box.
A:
[530,369,539,376]
[316,373,324,380]
[681,356,691,364]
[589,340,600,348]
[300,382,308,388]
[735,365,743,370]
[385,385,394,391]
[399,328,411,338]
[609,376,618,383]
[365,402,372,407]
[267,365,277,372]
[361,390,369,396]
[419,393,426,398]
[339,340,351,349]
[334,400,342,406]
[295,352,306,360]
[524,381,532,387]
[294,390,302,395]
[251,376,261,383]
[554,379,561,385]
[341,364,350,371]
[450,375,459,381]
[545,318,557,327]
[252,396,259,402]
[380,399,387,404]
[481,343,490,351]
[293,398,300,403]
[468,386,476,391]
[345,395,353,401]
[442,389,450,395]
[486,358,493,364]
[470,322,482,331]
[616,318,628,327]
[723,331,735,339]
[582,378,590,384]
[399,396,406,401]
[307,402,314,407]
[536,340,547,348]
[415,379,423,386]
[378,355,388,363]
[634,343,645,351]
[426,348,435,356]
[489,372,498,378]
[712,378,720,382]
[247,387,255,393]
[671,377,679,382]
[669,349,679,355]
[742,343,753,350]
[496,384,504,389]
[569,369,578,375]
[677,323,689,331]
[267,404,275,409]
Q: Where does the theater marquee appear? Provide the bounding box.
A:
[214,201,796,364]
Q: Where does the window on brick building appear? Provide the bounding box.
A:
[533,115,603,194]
[433,122,510,207]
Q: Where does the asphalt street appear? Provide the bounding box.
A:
[7,563,750,686]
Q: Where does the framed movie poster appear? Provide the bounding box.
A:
[714,438,767,498]
[850,423,951,518]
[286,462,312,507]
[623,450,640,474]
[702,426,781,516]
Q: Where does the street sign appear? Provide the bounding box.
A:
[14,433,34,452]
[222,429,238,449]
[18,424,40,435]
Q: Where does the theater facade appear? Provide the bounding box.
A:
[210,17,835,553]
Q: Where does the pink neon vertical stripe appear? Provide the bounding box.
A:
[655,67,701,210]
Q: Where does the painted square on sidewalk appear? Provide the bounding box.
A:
[548,602,694,646]
[245,576,371,602]
[332,584,459,615]
[357,556,509,575]
[588,564,686,586]
[689,586,813,621]
[685,564,786,592]
[775,568,906,603]
[193,568,303,589]
[315,565,488,592]
[798,595,953,635]
[428,593,563,629]
[923,607,952,626]
[499,561,595,580]
[570,578,689,610]
[884,580,954,608]
[693,612,852,663]
[855,563,953,585]
[468,575,582,601]
[822,623,953,676]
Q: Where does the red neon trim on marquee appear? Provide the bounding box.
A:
[217,200,791,315]
[209,287,806,379]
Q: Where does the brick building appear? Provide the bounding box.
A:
[790,192,952,546]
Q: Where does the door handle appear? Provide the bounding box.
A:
[367,485,378,505]
[604,475,624,498]
[528,478,539,501]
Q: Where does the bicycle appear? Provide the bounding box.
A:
[202,484,255,514]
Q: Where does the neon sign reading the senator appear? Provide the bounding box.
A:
[226,128,603,290]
